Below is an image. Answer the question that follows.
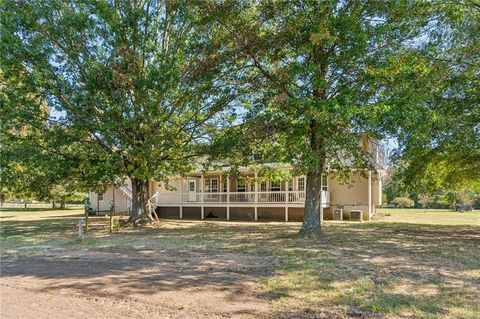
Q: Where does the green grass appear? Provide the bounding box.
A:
[1,208,479,318]
[377,208,480,226]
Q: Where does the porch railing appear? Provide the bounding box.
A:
[155,191,330,205]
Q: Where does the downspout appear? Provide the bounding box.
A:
[320,174,324,223]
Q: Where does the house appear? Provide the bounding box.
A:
[88,141,386,222]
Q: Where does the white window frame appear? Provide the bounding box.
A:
[297,177,305,192]
[321,175,328,191]
[210,178,218,193]
[204,178,218,193]
[237,179,246,192]
[222,177,228,192]
[247,179,255,192]
[188,179,196,192]
[98,193,104,202]
[270,181,281,192]
[260,181,267,191]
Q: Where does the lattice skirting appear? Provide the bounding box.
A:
[154,206,369,221]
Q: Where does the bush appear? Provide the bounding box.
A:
[393,197,415,208]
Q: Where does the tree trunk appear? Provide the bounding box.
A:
[24,201,27,208]
[127,177,154,225]
[299,170,324,238]
[60,197,65,209]
[52,200,55,208]
[299,117,325,238]
[297,24,332,238]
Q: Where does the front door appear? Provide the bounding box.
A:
[188,180,197,202]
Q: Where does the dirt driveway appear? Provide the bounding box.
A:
[1,246,273,319]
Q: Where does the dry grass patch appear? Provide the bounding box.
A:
[1,208,479,318]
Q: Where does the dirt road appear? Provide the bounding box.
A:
[1,247,272,319]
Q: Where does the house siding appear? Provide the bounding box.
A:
[328,171,382,220]
[90,185,129,214]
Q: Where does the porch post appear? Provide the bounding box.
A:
[254,172,258,221]
[368,170,372,217]
[320,174,324,223]
[378,171,382,206]
[201,173,205,220]
[226,175,230,220]
[96,187,99,215]
[112,184,115,214]
[285,180,289,222]
[219,173,222,195]
[179,178,183,219]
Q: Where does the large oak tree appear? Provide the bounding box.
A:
[1,1,239,224]
[211,1,478,237]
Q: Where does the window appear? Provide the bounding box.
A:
[210,178,218,192]
[321,175,328,191]
[236,179,246,192]
[260,181,267,191]
[222,178,228,192]
[204,178,218,193]
[288,179,293,191]
[270,181,280,191]
[189,181,196,192]
[98,193,104,202]
[297,177,305,191]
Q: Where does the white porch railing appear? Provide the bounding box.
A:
[154,191,330,206]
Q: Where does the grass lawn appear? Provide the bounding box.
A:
[1,208,479,318]
[377,208,480,226]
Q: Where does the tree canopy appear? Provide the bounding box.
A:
[386,2,480,188]
[1,0,240,223]
[207,0,480,236]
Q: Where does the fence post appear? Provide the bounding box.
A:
[254,172,258,221]
[109,200,115,233]
[78,218,85,238]
[226,175,230,221]
[84,200,90,231]
[285,181,289,222]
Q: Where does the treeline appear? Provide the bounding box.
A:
[384,165,480,210]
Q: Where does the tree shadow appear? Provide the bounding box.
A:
[0,207,81,212]
[1,216,479,318]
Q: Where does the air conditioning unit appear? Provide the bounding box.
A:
[350,210,363,221]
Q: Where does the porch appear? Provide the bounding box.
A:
[150,172,330,221]
[150,172,330,208]
[152,190,330,207]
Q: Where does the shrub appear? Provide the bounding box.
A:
[392,197,414,208]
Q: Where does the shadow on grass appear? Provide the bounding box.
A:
[1,217,479,318]
[259,222,480,318]
[0,207,82,212]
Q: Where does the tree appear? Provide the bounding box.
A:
[1,1,238,224]
[1,58,90,207]
[383,2,480,188]
[381,160,480,210]
[212,1,451,237]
